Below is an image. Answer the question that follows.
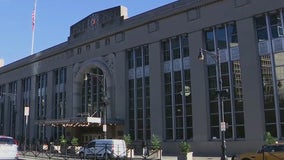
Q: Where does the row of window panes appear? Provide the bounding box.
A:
[260,53,284,137]
[54,92,66,119]
[255,10,284,42]
[128,76,151,140]
[37,73,48,89]
[205,23,238,51]
[127,46,149,69]
[54,68,67,84]
[162,34,189,61]
[22,78,31,92]
[164,69,192,140]
[260,55,278,136]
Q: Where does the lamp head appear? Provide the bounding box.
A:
[84,73,88,81]
[198,49,205,61]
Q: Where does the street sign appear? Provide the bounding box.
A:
[103,124,107,132]
[24,106,30,116]
[87,117,101,123]
[220,122,226,131]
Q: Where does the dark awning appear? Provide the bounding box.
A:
[35,117,124,127]
[36,117,101,127]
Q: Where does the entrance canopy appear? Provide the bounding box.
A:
[36,117,124,127]
[36,117,101,127]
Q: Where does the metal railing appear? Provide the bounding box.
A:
[19,142,81,160]
[18,142,162,160]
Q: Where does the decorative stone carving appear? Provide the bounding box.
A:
[102,53,116,74]
[73,63,81,79]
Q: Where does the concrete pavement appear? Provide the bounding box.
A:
[163,156,230,160]
[19,155,230,160]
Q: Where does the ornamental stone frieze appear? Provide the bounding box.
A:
[72,52,115,80]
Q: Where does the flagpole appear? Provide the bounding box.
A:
[31,0,37,55]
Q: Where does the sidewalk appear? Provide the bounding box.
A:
[163,156,229,160]
[19,155,229,160]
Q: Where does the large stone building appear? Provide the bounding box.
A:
[0,0,284,156]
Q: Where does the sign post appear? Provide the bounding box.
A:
[24,106,30,154]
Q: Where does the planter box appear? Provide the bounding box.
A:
[60,145,68,154]
[148,149,162,160]
[68,146,81,155]
[42,144,48,151]
[177,152,193,160]
[127,149,134,158]
[53,145,61,153]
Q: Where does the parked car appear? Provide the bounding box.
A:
[233,143,284,160]
[0,135,18,160]
[79,139,127,159]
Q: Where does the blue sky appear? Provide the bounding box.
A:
[0,0,176,65]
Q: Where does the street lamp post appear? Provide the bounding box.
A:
[198,48,227,160]
[102,96,110,139]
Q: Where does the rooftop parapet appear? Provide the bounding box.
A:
[69,6,128,40]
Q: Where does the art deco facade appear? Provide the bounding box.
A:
[0,0,284,156]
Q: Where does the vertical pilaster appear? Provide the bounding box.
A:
[149,42,164,137]
[29,75,37,141]
[189,31,210,141]
[237,17,265,142]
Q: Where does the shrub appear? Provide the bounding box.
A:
[151,134,161,150]
[123,134,133,148]
[71,136,79,146]
[60,135,67,146]
[179,141,191,154]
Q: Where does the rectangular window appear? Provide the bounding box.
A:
[216,26,227,49]
[162,35,193,140]
[105,38,110,45]
[205,29,215,51]
[181,35,189,57]
[143,46,149,65]
[228,23,238,47]
[127,45,150,140]
[127,50,134,69]
[260,55,277,136]
[162,40,170,61]
[162,34,189,60]
[95,41,100,49]
[77,47,82,55]
[36,73,48,141]
[86,44,91,51]
[171,37,181,59]
[255,16,268,42]
[270,12,283,38]
[204,22,244,140]
[135,47,142,67]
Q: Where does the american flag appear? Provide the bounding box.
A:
[32,9,36,31]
